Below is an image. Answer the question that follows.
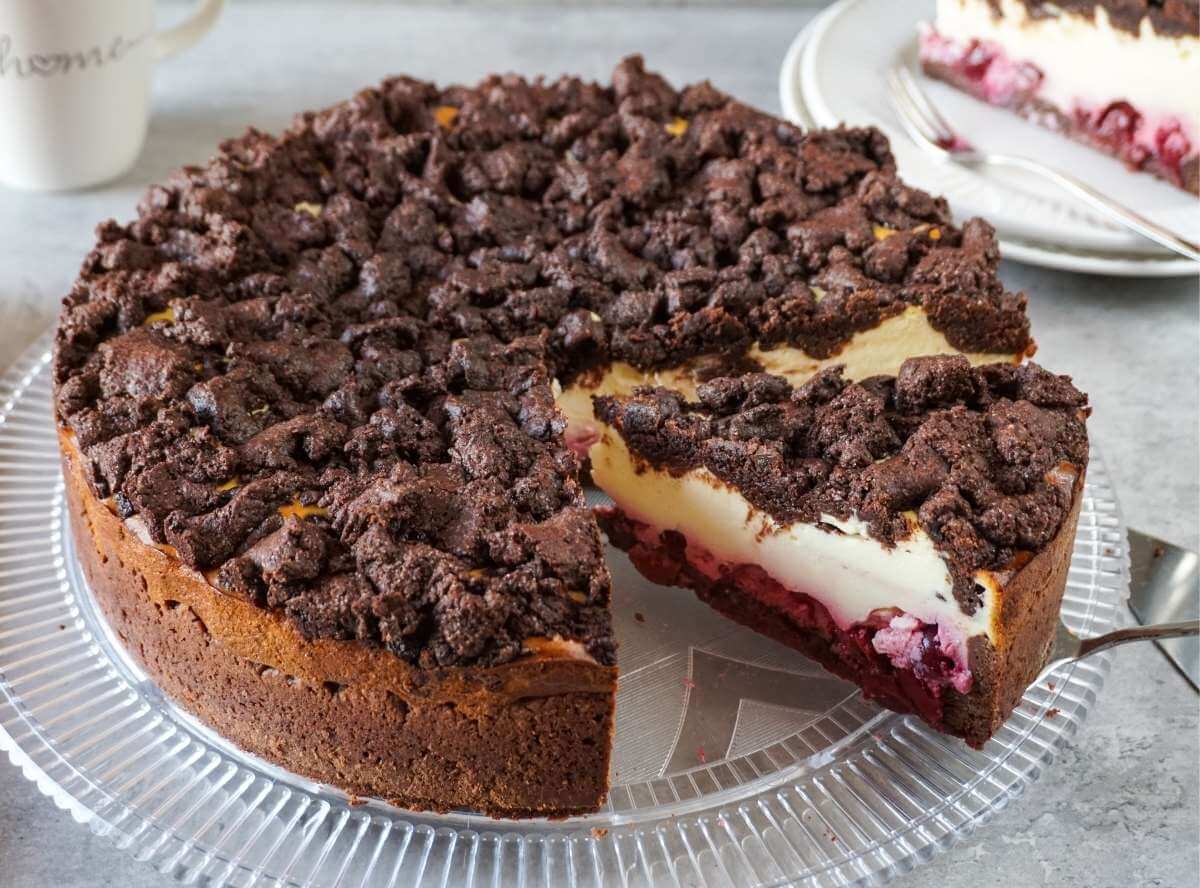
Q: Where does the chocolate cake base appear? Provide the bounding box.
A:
[922,60,1200,195]
[63,434,616,819]
[597,473,1082,749]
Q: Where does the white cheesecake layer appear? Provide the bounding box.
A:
[934,0,1200,143]
[556,305,1018,453]
[590,431,999,665]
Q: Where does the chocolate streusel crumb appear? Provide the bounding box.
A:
[54,56,1033,666]
[995,0,1199,37]
[594,355,1089,613]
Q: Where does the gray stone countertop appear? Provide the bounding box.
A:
[0,4,1195,887]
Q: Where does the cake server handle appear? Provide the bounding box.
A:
[974,153,1200,264]
[1042,619,1200,678]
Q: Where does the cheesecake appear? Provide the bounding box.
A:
[592,357,1088,747]
[54,56,1064,818]
[920,0,1200,193]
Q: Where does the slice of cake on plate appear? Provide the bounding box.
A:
[919,0,1199,193]
[591,356,1088,747]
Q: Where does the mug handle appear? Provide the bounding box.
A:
[155,0,226,61]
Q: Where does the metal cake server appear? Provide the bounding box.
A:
[1041,618,1199,682]
[887,66,1200,264]
[1039,530,1200,684]
[1127,528,1200,688]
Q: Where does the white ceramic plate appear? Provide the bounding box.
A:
[779,0,1200,277]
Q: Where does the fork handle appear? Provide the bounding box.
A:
[1076,619,1200,660]
[983,153,1200,264]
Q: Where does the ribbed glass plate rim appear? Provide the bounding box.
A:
[0,330,1129,888]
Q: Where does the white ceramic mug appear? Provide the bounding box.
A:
[0,0,225,191]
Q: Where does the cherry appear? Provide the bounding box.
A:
[1094,101,1142,148]
[960,39,994,81]
[1156,119,1192,174]
[1013,62,1043,94]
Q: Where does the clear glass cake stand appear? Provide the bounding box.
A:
[0,332,1128,888]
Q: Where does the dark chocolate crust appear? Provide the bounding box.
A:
[989,0,1199,37]
[52,57,1035,666]
[64,434,615,818]
[597,464,1083,749]
[593,356,1089,614]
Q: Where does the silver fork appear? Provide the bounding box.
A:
[1039,618,1199,681]
[887,66,1200,264]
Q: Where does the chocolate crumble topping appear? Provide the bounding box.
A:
[54,57,1035,667]
[992,0,1199,37]
[593,356,1089,613]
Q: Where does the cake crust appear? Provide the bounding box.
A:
[63,432,615,818]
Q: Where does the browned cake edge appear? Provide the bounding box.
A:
[949,469,1084,746]
[62,432,617,819]
[601,472,1083,749]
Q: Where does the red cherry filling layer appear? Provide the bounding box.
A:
[919,27,1196,188]
[605,509,975,732]
[919,31,1043,106]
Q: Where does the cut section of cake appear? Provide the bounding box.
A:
[919,0,1200,193]
[591,356,1089,747]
